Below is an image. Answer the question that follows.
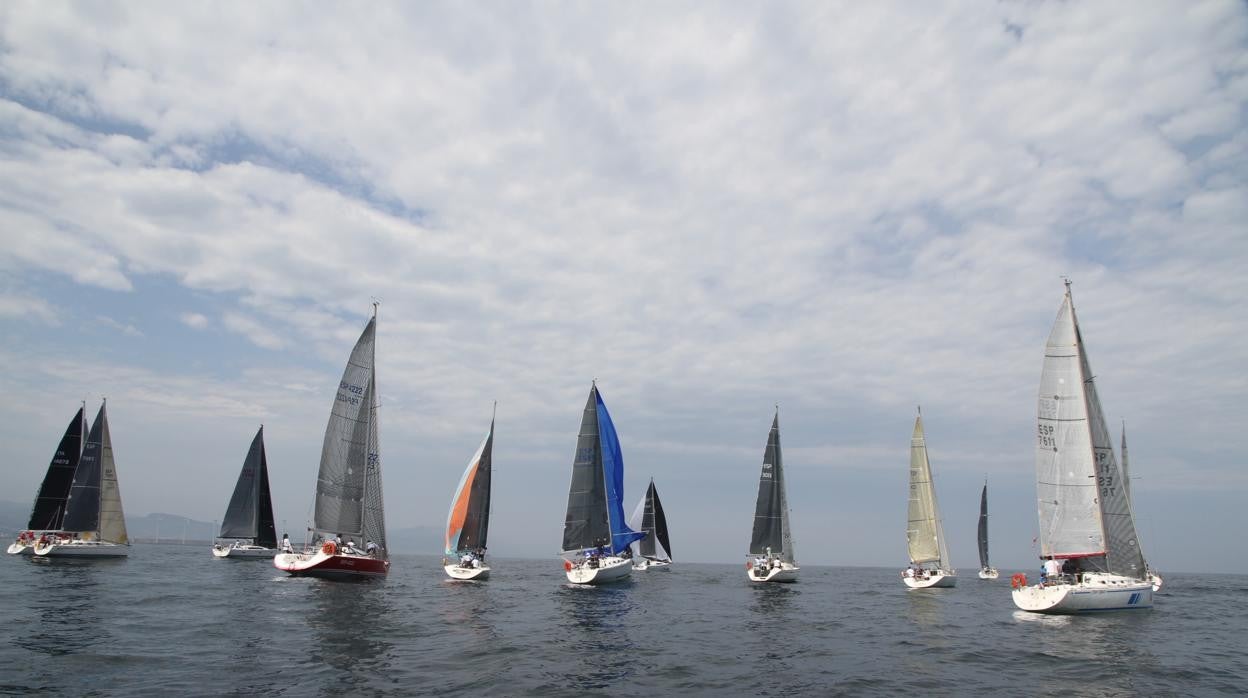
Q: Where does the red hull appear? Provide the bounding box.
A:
[274,551,389,579]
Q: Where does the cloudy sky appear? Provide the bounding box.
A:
[1,2,1244,573]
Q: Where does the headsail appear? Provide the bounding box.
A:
[445,414,494,555]
[219,426,277,548]
[978,483,990,569]
[906,412,949,568]
[562,384,643,555]
[27,407,86,530]
[62,402,126,543]
[629,479,672,561]
[749,411,794,562]
[313,313,386,556]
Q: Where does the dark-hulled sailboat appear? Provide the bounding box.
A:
[7,406,86,556]
[560,382,644,584]
[629,479,673,570]
[444,407,495,580]
[34,401,130,557]
[212,426,278,559]
[746,409,798,582]
[274,307,389,579]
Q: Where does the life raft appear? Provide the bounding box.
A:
[322,541,338,555]
[1011,572,1028,589]
[563,559,573,572]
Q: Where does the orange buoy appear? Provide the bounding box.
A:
[563,559,573,571]
[1011,572,1027,589]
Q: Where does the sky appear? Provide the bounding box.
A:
[1,2,1245,573]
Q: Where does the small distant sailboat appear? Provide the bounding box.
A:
[977,482,998,579]
[274,307,389,579]
[901,409,956,588]
[212,426,278,559]
[560,382,644,585]
[746,409,798,583]
[1012,281,1153,613]
[34,401,130,558]
[444,408,495,581]
[1122,423,1163,591]
[8,406,86,556]
[629,479,673,570]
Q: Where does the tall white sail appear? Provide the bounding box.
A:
[97,406,128,545]
[906,413,947,567]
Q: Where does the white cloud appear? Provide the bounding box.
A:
[222,311,286,350]
[95,314,143,337]
[0,293,59,325]
[180,312,209,329]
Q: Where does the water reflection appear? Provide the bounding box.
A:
[305,579,397,692]
[551,583,637,690]
[743,584,800,678]
[439,578,498,645]
[904,589,947,630]
[16,559,114,657]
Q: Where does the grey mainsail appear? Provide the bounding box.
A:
[313,312,386,555]
[906,412,949,568]
[27,407,86,531]
[219,426,277,548]
[749,411,794,563]
[62,402,127,543]
[977,483,990,570]
[562,386,610,553]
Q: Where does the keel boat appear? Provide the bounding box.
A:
[7,406,86,556]
[212,426,278,559]
[444,408,495,581]
[901,409,956,589]
[746,409,798,583]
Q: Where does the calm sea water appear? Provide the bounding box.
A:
[1,545,1244,696]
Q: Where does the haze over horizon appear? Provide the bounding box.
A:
[1,3,1245,574]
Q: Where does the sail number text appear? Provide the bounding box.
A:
[1037,423,1055,449]
[338,381,365,405]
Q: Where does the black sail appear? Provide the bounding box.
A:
[256,435,277,549]
[457,419,494,552]
[27,407,86,530]
[220,427,265,540]
[749,412,787,556]
[978,483,990,569]
[639,480,673,560]
[62,404,106,533]
[562,386,610,552]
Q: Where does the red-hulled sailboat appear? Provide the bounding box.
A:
[275,305,389,579]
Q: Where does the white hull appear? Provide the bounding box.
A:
[211,544,277,559]
[902,570,957,588]
[33,540,129,558]
[444,563,491,581]
[633,558,672,571]
[978,567,999,580]
[747,562,799,583]
[7,542,33,556]
[565,555,632,585]
[1012,574,1153,614]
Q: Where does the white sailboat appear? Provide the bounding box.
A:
[443,408,495,581]
[274,307,389,579]
[901,409,956,589]
[560,382,644,585]
[34,401,130,558]
[8,406,86,556]
[1121,423,1163,591]
[212,426,279,559]
[746,409,799,583]
[1012,281,1153,613]
[629,479,673,570]
[977,482,998,579]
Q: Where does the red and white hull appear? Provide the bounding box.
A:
[274,550,389,579]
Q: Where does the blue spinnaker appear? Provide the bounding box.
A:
[596,391,645,554]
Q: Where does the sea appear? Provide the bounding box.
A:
[1,545,1244,696]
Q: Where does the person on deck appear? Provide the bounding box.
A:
[365,540,378,557]
[281,534,293,553]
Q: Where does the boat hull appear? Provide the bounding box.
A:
[274,550,389,579]
[444,563,491,581]
[33,540,129,558]
[978,568,999,580]
[1012,574,1153,614]
[6,542,32,556]
[1149,572,1163,592]
[565,555,632,585]
[633,558,672,571]
[747,562,799,583]
[902,570,957,588]
[212,544,276,559]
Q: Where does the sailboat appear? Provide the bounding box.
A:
[443,408,495,581]
[1012,281,1153,613]
[560,382,644,585]
[1121,423,1163,591]
[746,409,798,583]
[274,307,389,579]
[212,426,279,559]
[629,479,673,570]
[901,409,956,588]
[34,401,130,557]
[977,482,998,579]
[7,406,86,556]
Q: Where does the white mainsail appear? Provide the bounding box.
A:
[97,407,128,545]
[906,412,948,568]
